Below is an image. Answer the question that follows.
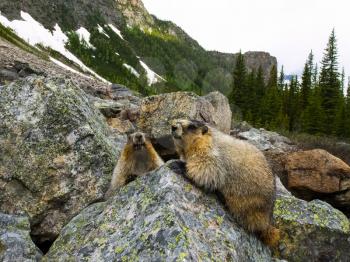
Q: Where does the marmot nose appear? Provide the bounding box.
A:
[135,133,142,139]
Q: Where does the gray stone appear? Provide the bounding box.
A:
[44,160,350,261]
[0,76,123,246]
[44,161,272,261]
[238,128,296,152]
[0,212,42,262]
[137,91,232,157]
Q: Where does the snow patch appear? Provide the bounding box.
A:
[108,24,124,40]
[0,11,110,83]
[139,60,165,85]
[97,24,110,38]
[115,52,120,56]
[76,27,95,49]
[123,64,140,78]
[50,57,91,79]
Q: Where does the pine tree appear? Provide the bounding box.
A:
[312,63,319,87]
[278,66,285,91]
[260,65,282,129]
[345,79,350,137]
[286,76,300,131]
[254,66,265,125]
[300,51,313,110]
[301,86,325,134]
[340,68,345,94]
[245,69,257,122]
[229,51,247,114]
[319,29,341,134]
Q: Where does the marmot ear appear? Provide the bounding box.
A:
[202,126,209,134]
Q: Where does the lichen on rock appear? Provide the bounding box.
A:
[44,161,272,261]
[0,75,123,246]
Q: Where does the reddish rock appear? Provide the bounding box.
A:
[286,149,350,194]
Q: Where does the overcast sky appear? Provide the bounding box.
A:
[143,0,350,78]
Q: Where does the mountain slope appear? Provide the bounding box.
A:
[0,0,277,95]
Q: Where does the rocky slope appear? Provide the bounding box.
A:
[1,73,350,261]
[0,0,277,94]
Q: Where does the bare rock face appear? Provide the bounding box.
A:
[0,76,123,247]
[137,91,232,158]
[285,149,350,215]
[0,213,42,261]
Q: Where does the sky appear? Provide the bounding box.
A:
[143,0,350,78]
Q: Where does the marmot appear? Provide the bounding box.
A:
[171,119,280,247]
[105,131,164,198]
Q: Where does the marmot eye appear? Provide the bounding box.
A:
[188,124,196,130]
[171,125,177,132]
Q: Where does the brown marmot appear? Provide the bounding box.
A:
[105,131,164,198]
[171,119,280,247]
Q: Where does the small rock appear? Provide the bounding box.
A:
[0,212,42,261]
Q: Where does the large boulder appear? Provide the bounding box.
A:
[274,193,350,261]
[44,161,272,261]
[0,212,42,262]
[237,128,296,153]
[0,76,123,246]
[285,149,350,215]
[44,161,350,261]
[136,91,232,157]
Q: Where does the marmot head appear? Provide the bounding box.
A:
[128,131,147,150]
[171,119,209,141]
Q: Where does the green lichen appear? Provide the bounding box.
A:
[184,184,193,192]
[176,252,188,261]
[215,215,224,226]
[114,246,125,254]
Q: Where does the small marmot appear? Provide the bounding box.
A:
[105,131,164,198]
[171,119,280,247]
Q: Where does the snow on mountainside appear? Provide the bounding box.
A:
[140,60,165,85]
[0,11,110,83]
[0,0,277,95]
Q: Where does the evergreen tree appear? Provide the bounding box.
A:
[345,79,350,137]
[260,65,282,128]
[319,29,341,134]
[229,51,248,115]
[300,51,313,110]
[301,86,325,134]
[312,63,319,87]
[245,69,257,122]
[340,68,345,94]
[286,76,300,131]
[278,65,285,91]
[253,66,265,124]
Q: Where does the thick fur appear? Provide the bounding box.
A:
[105,132,164,198]
[171,119,280,247]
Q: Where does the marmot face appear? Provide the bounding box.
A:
[128,131,147,150]
[171,119,209,144]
